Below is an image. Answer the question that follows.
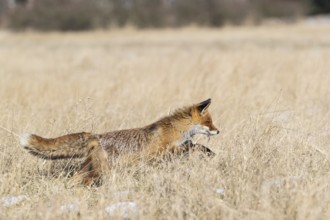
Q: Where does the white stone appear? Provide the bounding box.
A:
[105,202,138,218]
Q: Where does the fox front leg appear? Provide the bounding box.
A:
[192,143,216,157]
[180,140,215,157]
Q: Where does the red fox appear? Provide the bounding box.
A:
[20,99,219,185]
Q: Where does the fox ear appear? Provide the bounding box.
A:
[196,98,211,114]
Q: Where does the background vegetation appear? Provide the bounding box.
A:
[0,0,329,31]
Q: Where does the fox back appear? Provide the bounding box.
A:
[97,98,219,156]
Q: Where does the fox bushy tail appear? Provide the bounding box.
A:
[20,132,96,159]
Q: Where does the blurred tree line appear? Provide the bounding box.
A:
[310,0,330,14]
[0,0,329,31]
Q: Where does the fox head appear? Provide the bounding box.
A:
[153,98,219,144]
[190,98,220,136]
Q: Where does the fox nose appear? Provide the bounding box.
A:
[216,130,220,134]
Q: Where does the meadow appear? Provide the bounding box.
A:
[0,23,330,219]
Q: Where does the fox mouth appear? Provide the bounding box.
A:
[184,125,219,140]
[203,130,219,142]
[178,126,219,145]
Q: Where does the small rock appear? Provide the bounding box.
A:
[1,195,27,207]
[105,201,138,218]
[215,188,225,194]
[60,204,79,213]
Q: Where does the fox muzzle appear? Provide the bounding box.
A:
[208,130,220,136]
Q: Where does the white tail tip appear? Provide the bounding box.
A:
[19,134,32,147]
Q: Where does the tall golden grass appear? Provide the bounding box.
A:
[1,24,330,219]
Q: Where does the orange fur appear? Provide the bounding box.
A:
[20,99,219,185]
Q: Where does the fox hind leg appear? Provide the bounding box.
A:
[73,156,99,186]
[73,139,109,186]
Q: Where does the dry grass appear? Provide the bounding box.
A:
[1,23,330,219]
